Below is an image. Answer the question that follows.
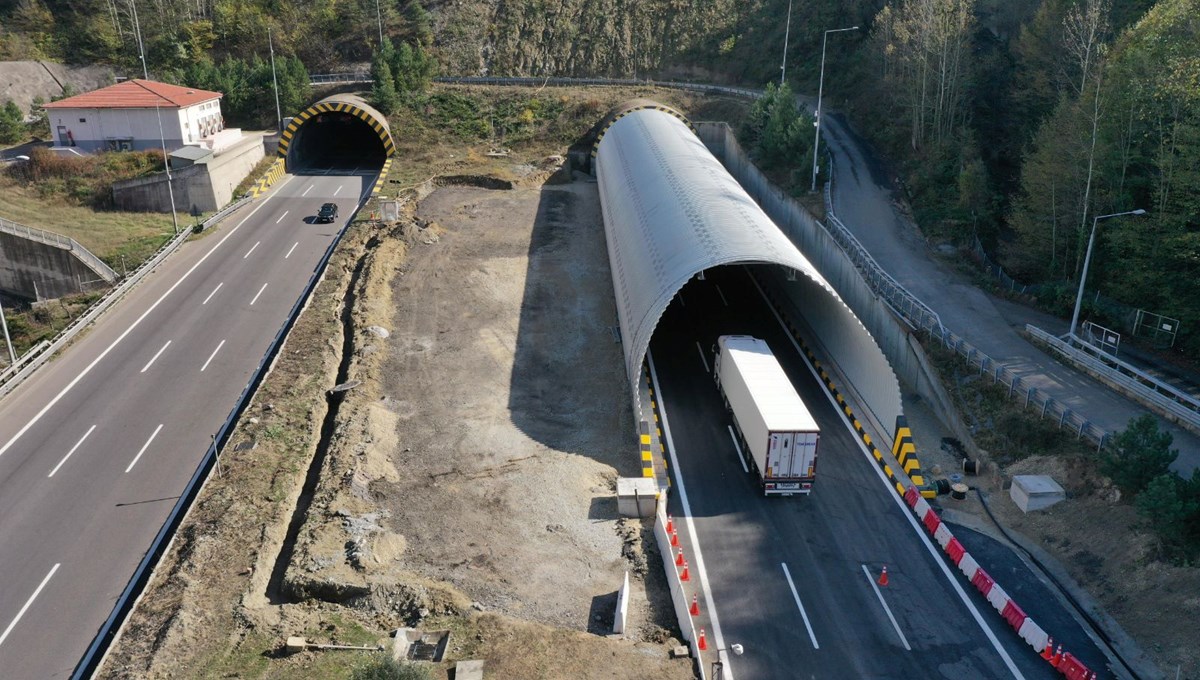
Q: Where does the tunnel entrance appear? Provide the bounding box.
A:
[279,95,394,172]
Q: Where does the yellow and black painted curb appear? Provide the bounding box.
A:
[592,103,696,158]
[278,100,396,161]
[371,158,393,196]
[249,158,286,198]
[756,279,937,500]
[642,368,672,492]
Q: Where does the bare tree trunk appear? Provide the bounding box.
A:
[1073,70,1104,281]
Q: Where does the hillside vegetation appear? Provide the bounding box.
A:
[1,0,1196,354]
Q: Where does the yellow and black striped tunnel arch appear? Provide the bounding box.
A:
[278,94,395,169]
[590,100,695,158]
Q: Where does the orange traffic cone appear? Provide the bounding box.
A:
[697,627,708,651]
[878,566,889,587]
[689,594,700,617]
[1050,645,1062,668]
[680,559,691,582]
[666,514,674,533]
[676,548,685,566]
[671,529,679,547]
[1041,637,1054,661]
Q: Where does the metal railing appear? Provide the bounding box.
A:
[309,71,371,85]
[0,216,118,283]
[1027,325,1200,433]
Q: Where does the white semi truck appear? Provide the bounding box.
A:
[715,335,819,496]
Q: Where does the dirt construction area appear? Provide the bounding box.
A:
[100,168,693,678]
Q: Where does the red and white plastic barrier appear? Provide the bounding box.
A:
[902,486,1090,676]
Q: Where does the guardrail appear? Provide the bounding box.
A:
[1027,325,1200,434]
[309,72,371,84]
[0,197,251,398]
[72,191,346,678]
[0,216,118,284]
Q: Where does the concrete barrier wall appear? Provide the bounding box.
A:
[699,123,905,435]
[0,231,108,299]
[112,134,265,213]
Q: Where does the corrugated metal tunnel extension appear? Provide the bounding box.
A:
[278,94,394,170]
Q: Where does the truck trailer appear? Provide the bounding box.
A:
[714,335,819,496]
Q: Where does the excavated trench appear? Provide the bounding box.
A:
[265,235,378,605]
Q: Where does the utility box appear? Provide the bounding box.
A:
[617,477,658,517]
[1010,475,1066,513]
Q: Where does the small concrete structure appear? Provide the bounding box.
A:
[390,628,449,662]
[616,477,657,517]
[455,660,485,680]
[1010,475,1066,513]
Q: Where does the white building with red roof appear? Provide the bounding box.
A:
[42,79,224,153]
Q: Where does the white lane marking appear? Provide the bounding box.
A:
[727,426,749,474]
[140,340,172,373]
[333,184,343,197]
[301,184,313,197]
[275,210,289,224]
[0,563,60,647]
[715,284,729,306]
[125,423,164,473]
[862,564,911,651]
[243,241,260,259]
[782,563,820,649]
[48,425,96,478]
[200,339,226,372]
[250,282,268,306]
[749,272,1026,678]
[678,292,686,308]
[202,282,223,305]
[0,187,280,460]
[284,242,299,259]
[695,341,710,373]
[647,351,733,679]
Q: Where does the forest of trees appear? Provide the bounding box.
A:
[0,0,1196,356]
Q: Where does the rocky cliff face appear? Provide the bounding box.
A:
[431,0,743,79]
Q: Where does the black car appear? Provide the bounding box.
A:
[316,202,339,223]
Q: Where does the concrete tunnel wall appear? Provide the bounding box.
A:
[278,94,394,170]
[593,103,901,431]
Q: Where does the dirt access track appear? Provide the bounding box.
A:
[99,164,693,678]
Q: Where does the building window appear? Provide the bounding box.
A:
[79,117,86,123]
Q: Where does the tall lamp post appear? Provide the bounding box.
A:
[0,296,16,366]
[780,0,794,85]
[810,25,859,193]
[1068,209,1147,342]
[711,643,744,680]
[130,0,180,236]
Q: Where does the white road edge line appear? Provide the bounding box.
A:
[647,350,732,680]
[302,184,313,197]
[333,184,342,196]
[862,564,911,651]
[243,241,260,259]
[781,563,820,649]
[727,426,749,474]
[695,341,710,373]
[48,424,96,478]
[250,282,268,306]
[125,423,164,473]
[748,272,1026,679]
[140,340,171,373]
[0,185,281,460]
[284,242,299,259]
[0,563,60,647]
[275,210,289,224]
[200,339,226,372]
[202,282,223,305]
[715,284,729,306]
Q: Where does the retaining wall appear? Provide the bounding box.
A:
[0,230,110,299]
[112,134,265,213]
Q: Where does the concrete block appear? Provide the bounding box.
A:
[616,477,657,517]
[455,660,484,680]
[1010,475,1065,513]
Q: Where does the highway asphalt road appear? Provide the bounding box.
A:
[0,166,375,679]
[649,265,1055,679]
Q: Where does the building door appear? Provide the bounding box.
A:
[57,126,67,146]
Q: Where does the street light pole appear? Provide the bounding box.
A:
[810,25,859,193]
[375,0,384,49]
[0,296,16,366]
[1068,209,1147,342]
[269,27,283,133]
[780,0,793,85]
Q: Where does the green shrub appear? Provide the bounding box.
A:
[1100,414,1178,496]
[350,655,432,680]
